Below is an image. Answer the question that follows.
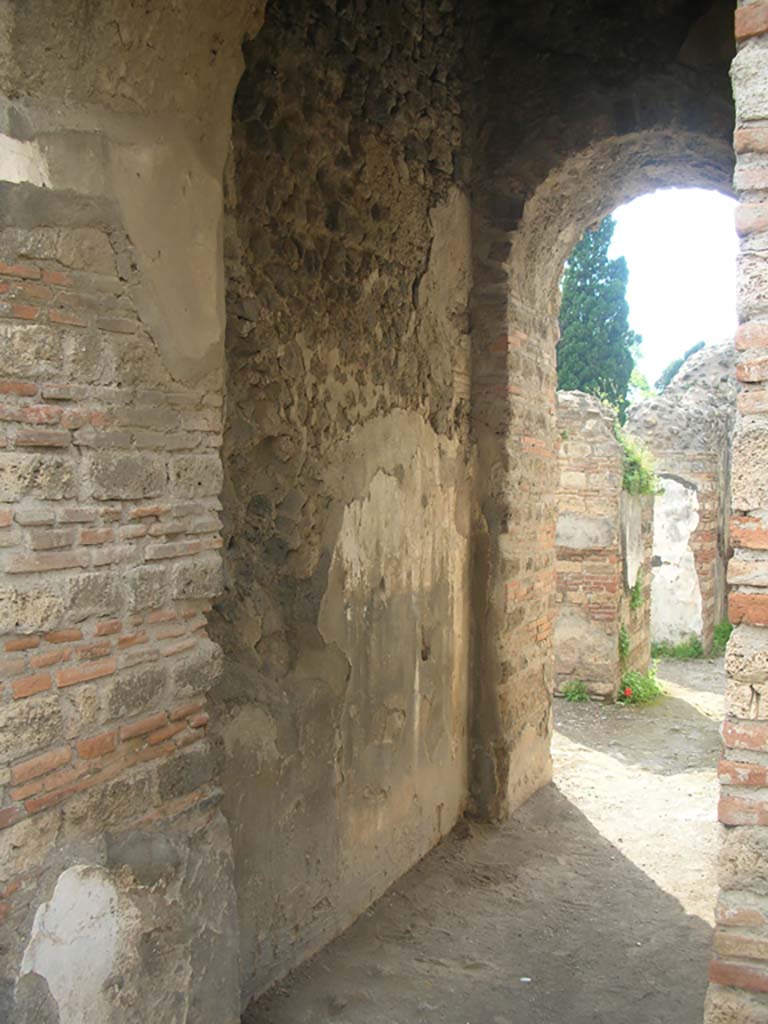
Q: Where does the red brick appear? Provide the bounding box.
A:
[735,166,768,192]
[4,635,40,652]
[160,637,196,657]
[146,609,176,625]
[15,428,70,448]
[719,793,768,826]
[49,309,87,327]
[709,958,768,994]
[0,806,23,830]
[719,759,768,787]
[170,700,204,721]
[738,354,768,383]
[45,628,83,644]
[10,304,39,321]
[0,262,40,280]
[730,592,768,626]
[80,527,114,545]
[41,269,73,286]
[189,713,209,729]
[716,902,768,929]
[11,672,52,699]
[29,649,68,669]
[0,380,37,397]
[58,507,96,523]
[75,641,112,661]
[117,631,148,649]
[8,551,85,574]
[24,789,71,815]
[57,657,116,688]
[739,388,768,414]
[715,927,768,961]
[148,721,187,745]
[0,510,12,528]
[95,620,122,636]
[130,504,171,519]
[736,2,768,42]
[723,720,768,752]
[735,127,768,155]
[120,712,167,741]
[77,730,117,760]
[11,745,71,785]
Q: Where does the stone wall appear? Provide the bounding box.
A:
[629,342,736,654]
[707,3,768,1019]
[555,391,652,700]
[211,0,473,1001]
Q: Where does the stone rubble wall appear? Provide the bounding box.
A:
[707,3,768,1019]
[555,392,652,700]
[628,342,736,652]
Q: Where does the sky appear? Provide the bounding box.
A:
[607,187,738,388]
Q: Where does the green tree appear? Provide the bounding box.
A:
[654,340,705,393]
[557,216,640,421]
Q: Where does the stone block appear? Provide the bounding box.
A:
[156,746,212,802]
[169,454,223,498]
[727,624,768,684]
[106,662,169,719]
[87,452,166,500]
[67,572,123,621]
[56,228,116,275]
[555,514,615,550]
[0,584,65,633]
[733,419,768,512]
[733,41,768,123]
[170,554,223,601]
[124,564,170,611]
[0,694,63,764]
[719,825,768,896]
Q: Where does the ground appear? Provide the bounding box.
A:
[246,658,724,1024]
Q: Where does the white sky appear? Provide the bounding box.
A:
[608,187,738,387]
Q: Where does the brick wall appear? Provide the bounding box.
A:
[0,208,235,1011]
[706,4,768,1021]
[555,391,652,700]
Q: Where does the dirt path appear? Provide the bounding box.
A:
[246,659,724,1024]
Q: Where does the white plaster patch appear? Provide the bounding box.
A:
[19,865,137,1024]
[0,133,50,186]
[651,478,703,644]
[621,493,644,589]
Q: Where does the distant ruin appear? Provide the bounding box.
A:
[629,342,737,653]
[555,392,653,700]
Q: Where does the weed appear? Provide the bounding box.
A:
[651,635,704,660]
[629,569,644,611]
[562,680,590,702]
[711,619,733,657]
[615,428,662,496]
[618,665,664,705]
[618,624,630,665]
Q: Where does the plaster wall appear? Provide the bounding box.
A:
[651,477,704,645]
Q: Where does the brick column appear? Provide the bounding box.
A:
[706,3,768,1020]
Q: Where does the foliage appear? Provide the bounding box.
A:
[654,341,705,394]
[711,619,733,657]
[629,366,655,401]
[618,665,664,705]
[651,634,704,660]
[562,680,590,702]
[557,216,640,423]
[618,624,630,665]
[629,569,644,611]
[616,428,661,496]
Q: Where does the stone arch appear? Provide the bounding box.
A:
[469,65,734,818]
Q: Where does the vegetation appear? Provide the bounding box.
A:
[655,341,705,394]
[651,634,704,660]
[629,569,644,611]
[557,216,640,422]
[616,428,661,496]
[618,624,630,665]
[618,665,664,705]
[711,619,733,657]
[651,621,732,660]
[562,680,590,702]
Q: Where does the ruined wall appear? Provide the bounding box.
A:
[211,0,472,1004]
[628,342,736,652]
[0,3,263,1020]
[708,3,768,1019]
[555,391,652,700]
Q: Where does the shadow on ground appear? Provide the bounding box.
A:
[244,785,712,1024]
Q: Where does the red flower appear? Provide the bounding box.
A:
[623,687,633,698]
